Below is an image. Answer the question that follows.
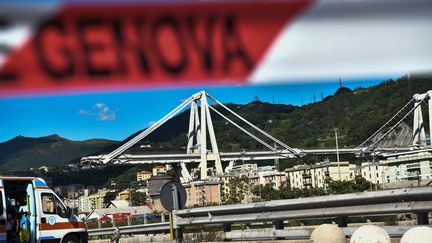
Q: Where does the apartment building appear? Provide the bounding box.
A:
[64,198,80,210]
[78,188,116,213]
[249,170,287,190]
[381,149,432,183]
[360,162,387,184]
[286,161,354,189]
[184,181,222,207]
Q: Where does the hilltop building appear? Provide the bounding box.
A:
[117,189,130,201]
[153,165,167,176]
[137,170,152,182]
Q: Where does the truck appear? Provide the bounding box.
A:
[0,177,88,243]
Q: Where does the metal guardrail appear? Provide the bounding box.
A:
[87,222,170,236]
[175,187,432,218]
[86,187,432,238]
[177,201,432,226]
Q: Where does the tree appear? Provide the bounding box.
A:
[252,184,279,201]
[224,175,249,204]
[326,177,372,195]
[353,177,372,192]
[165,168,176,178]
[130,191,147,206]
[279,183,300,199]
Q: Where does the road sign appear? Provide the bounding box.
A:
[160,181,187,212]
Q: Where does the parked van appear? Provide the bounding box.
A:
[0,177,88,243]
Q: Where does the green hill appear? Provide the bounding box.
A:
[0,134,120,171]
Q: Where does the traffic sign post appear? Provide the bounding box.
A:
[160,181,187,242]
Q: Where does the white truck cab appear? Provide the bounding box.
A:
[0,177,88,243]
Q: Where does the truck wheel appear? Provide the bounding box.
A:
[62,234,80,243]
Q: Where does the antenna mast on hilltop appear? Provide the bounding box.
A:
[338,77,343,88]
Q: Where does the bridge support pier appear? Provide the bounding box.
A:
[417,212,429,225]
[336,216,348,227]
[173,164,183,183]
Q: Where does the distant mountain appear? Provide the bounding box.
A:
[0,135,120,171]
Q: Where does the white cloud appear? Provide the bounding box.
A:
[79,109,88,115]
[79,103,117,121]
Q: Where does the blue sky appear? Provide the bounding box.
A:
[0,78,397,142]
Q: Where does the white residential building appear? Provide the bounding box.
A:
[360,162,387,184]
[64,198,80,210]
[381,149,432,183]
[79,194,96,214]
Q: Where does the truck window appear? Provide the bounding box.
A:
[54,196,68,218]
[41,193,68,218]
[41,193,55,214]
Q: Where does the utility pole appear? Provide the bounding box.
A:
[334,128,341,181]
[274,142,279,171]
